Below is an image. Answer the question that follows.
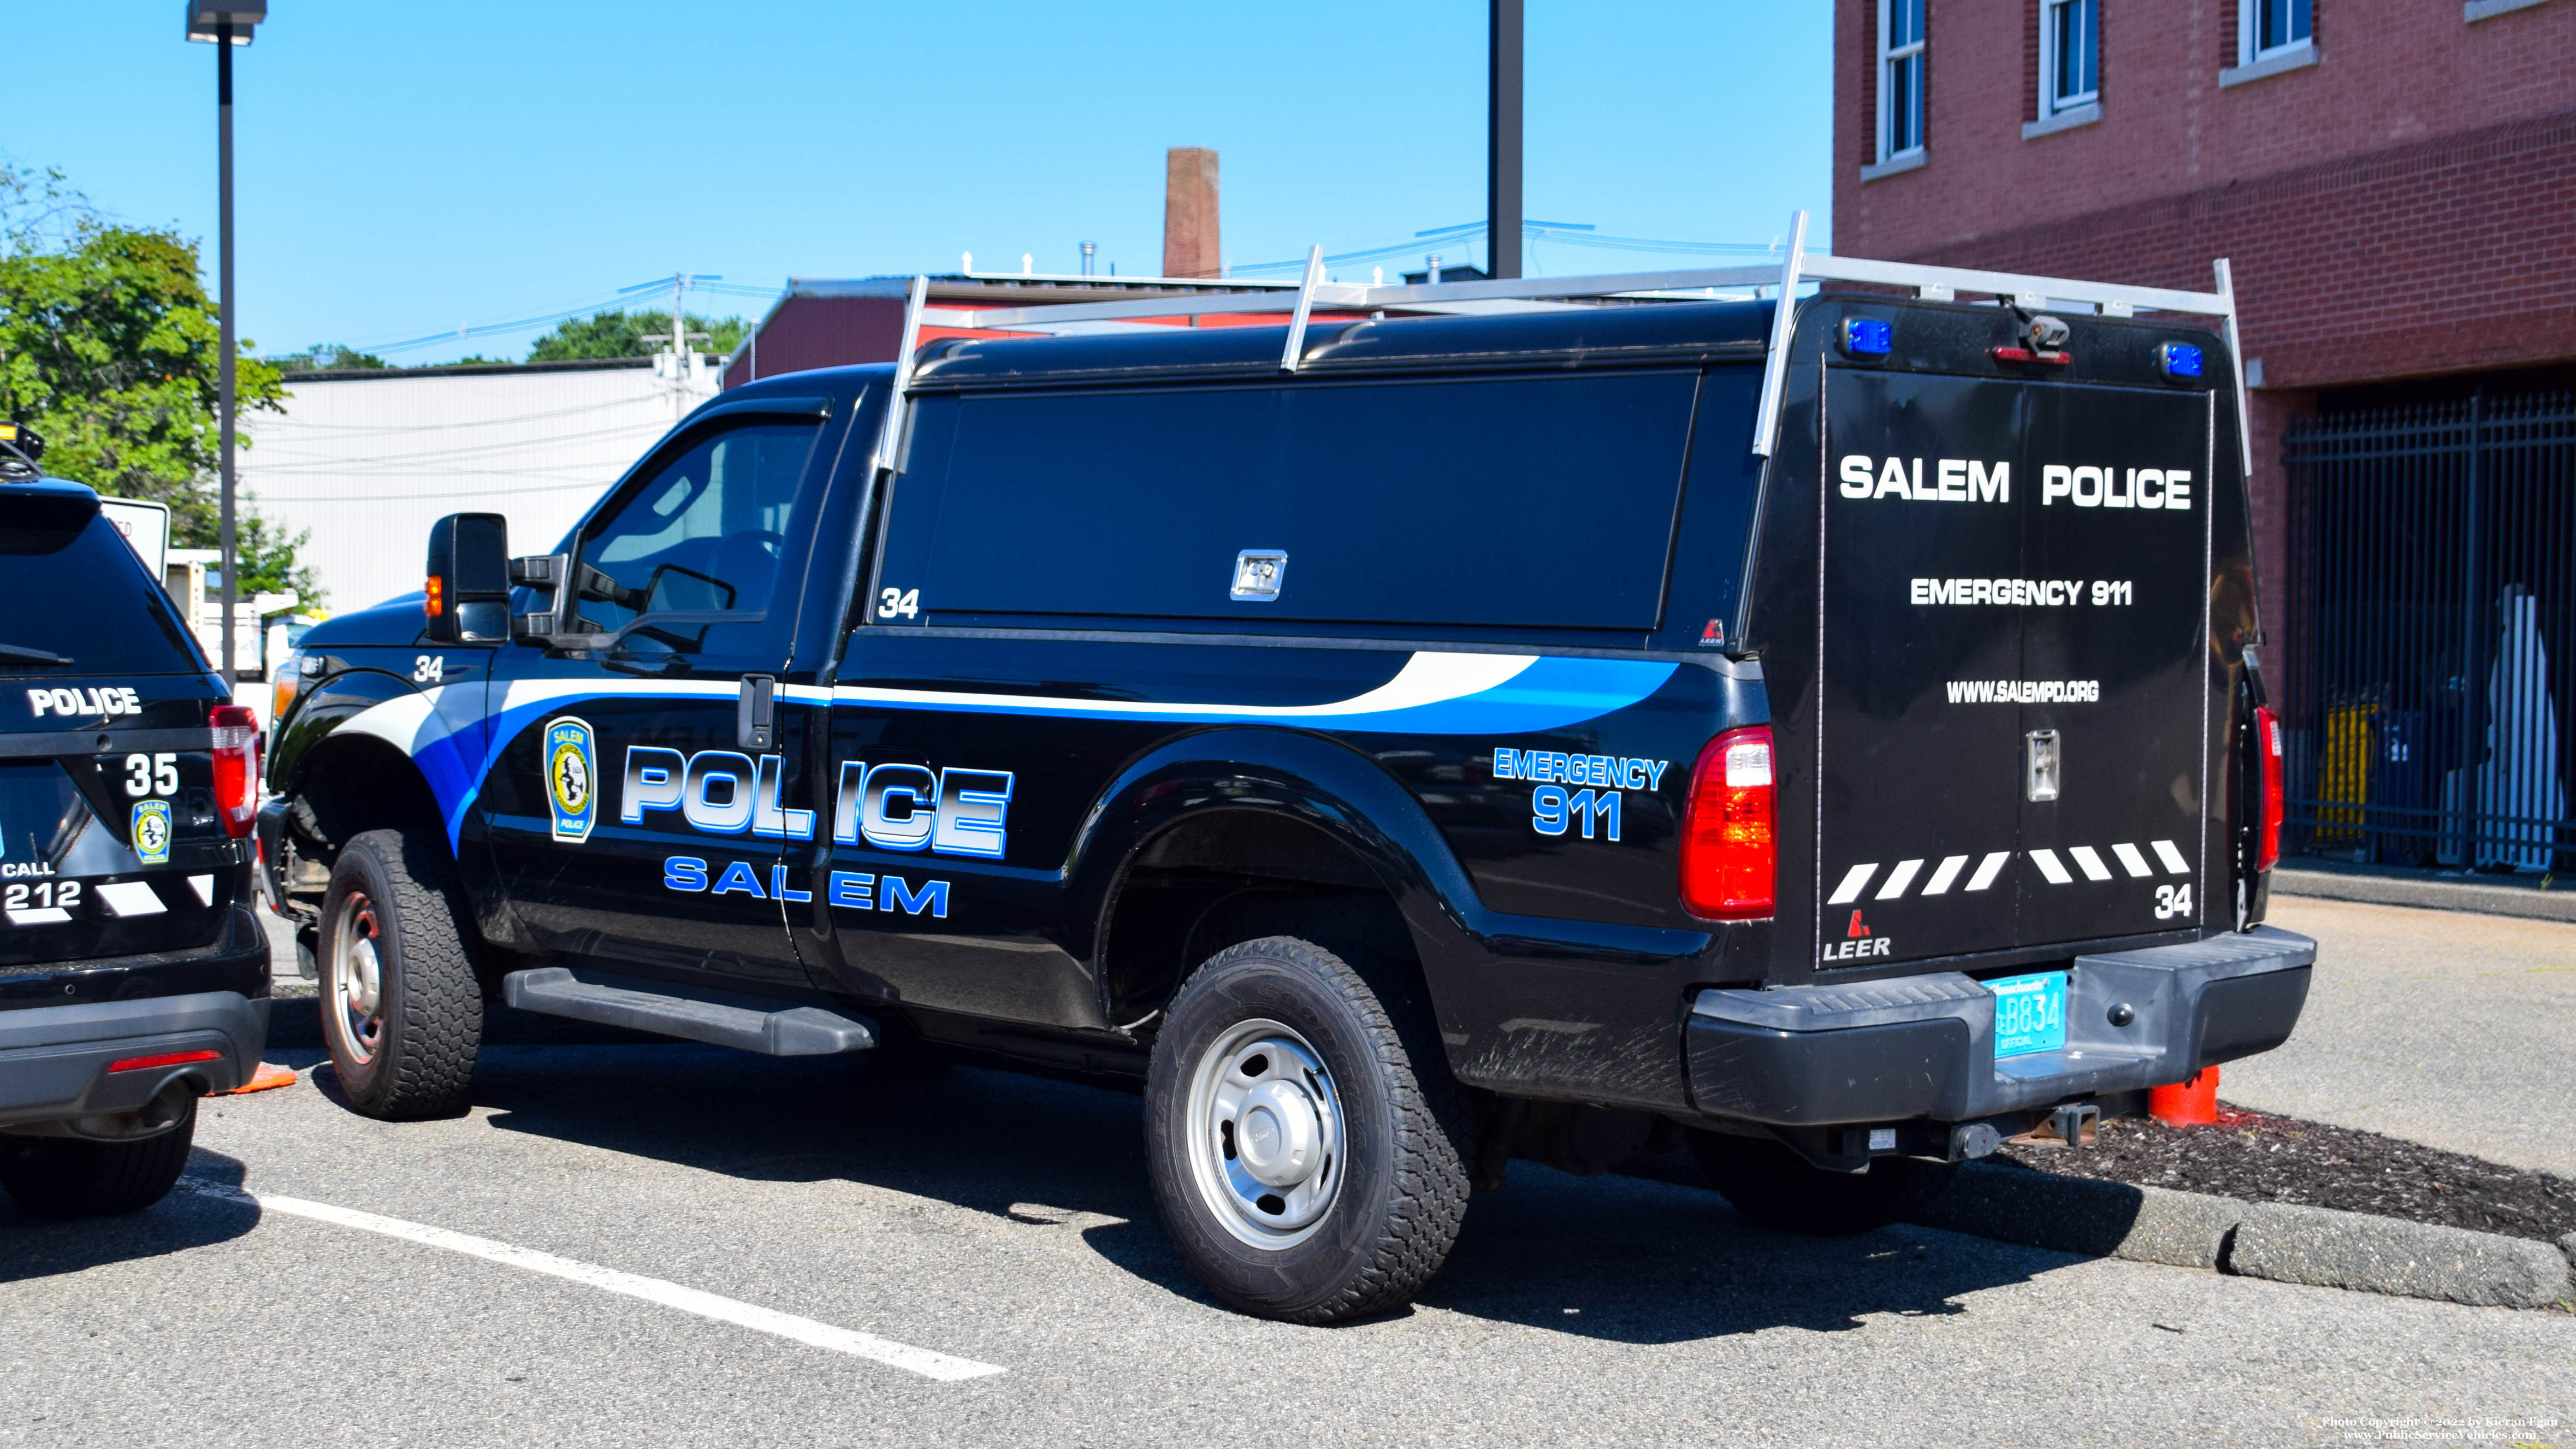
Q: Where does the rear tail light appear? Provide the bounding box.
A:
[109,1048,222,1073]
[1680,725,1776,921]
[211,703,259,838]
[2254,705,2283,872]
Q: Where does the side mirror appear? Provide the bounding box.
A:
[425,513,510,643]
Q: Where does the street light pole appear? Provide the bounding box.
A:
[216,20,236,689]
[186,3,263,690]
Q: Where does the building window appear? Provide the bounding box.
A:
[1878,0,1927,162]
[2040,0,2099,114]
[2242,0,2313,63]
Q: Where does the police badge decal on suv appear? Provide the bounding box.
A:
[262,271,2314,1319]
[0,451,270,1219]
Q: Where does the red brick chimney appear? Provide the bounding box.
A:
[1162,147,1221,279]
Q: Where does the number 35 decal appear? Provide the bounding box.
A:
[2153,883,2194,920]
[878,587,920,619]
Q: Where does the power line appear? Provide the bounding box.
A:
[1228,223,1778,277]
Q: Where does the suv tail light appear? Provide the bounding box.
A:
[2254,705,2283,872]
[1680,725,1776,920]
[211,703,259,839]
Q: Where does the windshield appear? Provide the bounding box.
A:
[0,493,209,677]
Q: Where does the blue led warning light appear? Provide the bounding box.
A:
[2159,342,2205,380]
[1843,318,1894,356]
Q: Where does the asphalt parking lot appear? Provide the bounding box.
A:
[5,911,2573,1448]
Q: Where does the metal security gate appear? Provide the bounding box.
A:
[2283,389,2575,871]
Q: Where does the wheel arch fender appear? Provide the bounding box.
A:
[1067,728,1502,1034]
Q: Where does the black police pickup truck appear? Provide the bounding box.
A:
[1,431,269,1218]
[261,252,2314,1321]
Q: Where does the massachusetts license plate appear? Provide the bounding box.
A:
[1990,971,2068,1058]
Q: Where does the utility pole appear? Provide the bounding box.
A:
[661,273,716,415]
[1489,0,1523,280]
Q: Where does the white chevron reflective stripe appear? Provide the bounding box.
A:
[188,874,216,906]
[95,881,166,917]
[1830,840,2192,900]
[1827,863,1877,905]
[5,907,70,926]
[1874,859,1924,900]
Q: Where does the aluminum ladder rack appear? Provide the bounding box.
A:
[869,209,2248,474]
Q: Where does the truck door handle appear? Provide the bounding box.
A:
[737,675,777,752]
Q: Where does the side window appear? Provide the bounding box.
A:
[573,421,819,650]
[874,371,1701,633]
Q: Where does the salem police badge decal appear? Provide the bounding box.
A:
[131,799,173,865]
[543,717,597,844]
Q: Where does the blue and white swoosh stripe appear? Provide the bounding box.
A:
[808,653,1677,734]
[339,652,1677,848]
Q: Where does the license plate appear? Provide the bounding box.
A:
[1989,971,2068,1058]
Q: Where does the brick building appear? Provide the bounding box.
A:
[1833,0,2575,867]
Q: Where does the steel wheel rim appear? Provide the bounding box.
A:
[331,891,386,1065]
[1182,1018,1345,1250]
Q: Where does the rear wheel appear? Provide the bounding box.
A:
[1144,935,1470,1323]
[0,1096,198,1218]
[1689,1129,1951,1235]
[320,828,482,1119]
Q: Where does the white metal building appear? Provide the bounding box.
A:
[236,355,718,615]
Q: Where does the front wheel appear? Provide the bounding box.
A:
[1144,936,1470,1323]
[319,828,482,1120]
[1688,1129,1952,1235]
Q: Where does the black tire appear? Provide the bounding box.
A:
[0,1096,198,1218]
[319,827,482,1119]
[1144,935,1471,1323]
[1688,1129,1953,1235]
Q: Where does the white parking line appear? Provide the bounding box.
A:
[180,1180,1004,1381]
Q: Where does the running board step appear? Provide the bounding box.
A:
[501,967,877,1056]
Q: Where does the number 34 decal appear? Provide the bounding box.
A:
[2153,883,2194,920]
[877,587,920,619]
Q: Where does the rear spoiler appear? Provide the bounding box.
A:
[862,210,2250,482]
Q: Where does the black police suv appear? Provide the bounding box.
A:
[1,433,269,1217]
[261,285,2314,1321]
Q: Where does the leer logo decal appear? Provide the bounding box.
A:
[131,799,173,865]
[544,717,596,844]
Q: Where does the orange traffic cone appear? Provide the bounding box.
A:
[2149,1066,2219,1126]
[216,1062,300,1096]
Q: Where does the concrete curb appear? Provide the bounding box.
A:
[2271,864,2576,924]
[1905,1162,2575,1310]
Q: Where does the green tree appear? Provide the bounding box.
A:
[223,512,318,606]
[278,344,387,371]
[527,308,748,362]
[0,164,292,559]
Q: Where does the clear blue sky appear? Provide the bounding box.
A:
[6,2,1833,366]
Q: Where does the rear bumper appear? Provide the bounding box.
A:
[1685,926,2316,1129]
[0,991,271,1133]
